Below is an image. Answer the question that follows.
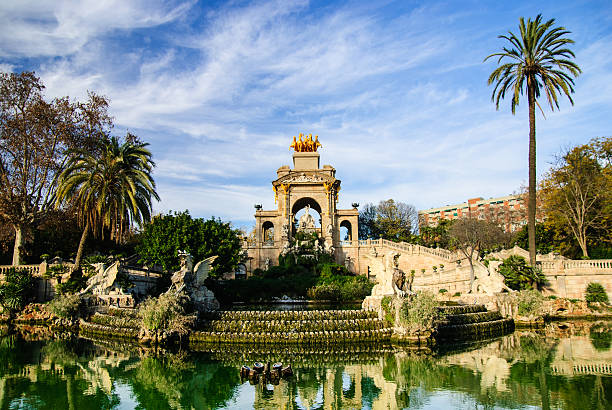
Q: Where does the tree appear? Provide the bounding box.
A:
[539,138,612,258]
[357,199,417,242]
[417,219,453,249]
[485,15,581,267]
[358,203,378,239]
[449,217,510,292]
[497,255,546,290]
[0,72,110,265]
[136,211,242,278]
[55,135,159,271]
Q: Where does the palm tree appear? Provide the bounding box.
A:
[485,15,580,267]
[55,135,160,271]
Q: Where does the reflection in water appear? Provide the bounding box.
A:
[0,321,610,409]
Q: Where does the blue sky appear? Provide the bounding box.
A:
[1,0,611,230]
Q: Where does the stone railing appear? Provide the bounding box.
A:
[539,261,557,271]
[335,237,456,261]
[0,264,42,276]
[563,259,612,270]
[379,239,454,261]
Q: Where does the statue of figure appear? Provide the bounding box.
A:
[326,223,333,238]
[281,240,291,256]
[305,134,314,151]
[314,135,322,151]
[298,205,316,231]
[264,257,271,271]
[282,223,289,238]
[178,250,193,273]
[344,255,351,271]
[290,133,322,152]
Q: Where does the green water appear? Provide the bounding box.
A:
[0,321,611,409]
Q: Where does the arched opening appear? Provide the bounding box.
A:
[340,220,352,241]
[262,221,274,244]
[292,197,322,234]
[235,263,247,279]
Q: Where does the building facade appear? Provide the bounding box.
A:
[419,194,526,232]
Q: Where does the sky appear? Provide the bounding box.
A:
[1,0,611,230]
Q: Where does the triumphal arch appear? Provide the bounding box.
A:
[244,133,359,273]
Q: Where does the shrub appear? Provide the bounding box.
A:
[43,264,67,279]
[0,268,35,313]
[381,296,394,326]
[55,274,88,295]
[46,293,82,319]
[585,282,609,303]
[307,283,340,301]
[399,291,440,332]
[515,289,545,317]
[438,289,448,294]
[498,255,546,290]
[453,292,461,297]
[138,292,191,335]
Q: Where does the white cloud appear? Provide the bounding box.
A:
[2,0,608,224]
[0,0,192,58]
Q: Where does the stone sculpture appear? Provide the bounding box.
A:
[167,252,220,311]
[290,133,322,152]
[298,205,316,232]
[79,261,136,307]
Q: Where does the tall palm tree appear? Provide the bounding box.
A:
[55,135,160,271]
[485,15,581,267]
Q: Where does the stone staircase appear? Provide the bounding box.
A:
[435,304,514,341]
[192,309,392,346]
[78,305,513,347]
[79,308,140,341]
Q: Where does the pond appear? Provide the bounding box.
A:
[0,321,611,409]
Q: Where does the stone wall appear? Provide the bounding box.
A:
[345,241,612,301]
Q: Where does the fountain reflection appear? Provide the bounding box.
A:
[0,321,610,409]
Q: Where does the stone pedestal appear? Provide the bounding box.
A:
[293,152,319,169]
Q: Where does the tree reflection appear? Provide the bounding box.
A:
[0,324,611,409]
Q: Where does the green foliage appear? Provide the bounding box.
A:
[513,222,560,256]
[585,282,609,303]
[307,276,373,302]
[399,291,440,332]
[414,220,453,249]
[55,274,88,295]
[589,322,611,351]
[498,255,546,290]
[381,296,394,326]
[0,268,35,313]
[46,293,82,319]
[539,138,612,259]
[514,289,545,317]
[438,288,447,294]
[210,262,373,304]
[43,264,68,279]
[358,199,417,241]
[138,292,190,334]
[55,135,160,270]
[136,211,242,278]
[452,292,461,297]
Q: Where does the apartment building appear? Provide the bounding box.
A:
[419,194,525,232]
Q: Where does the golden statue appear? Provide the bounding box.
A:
[290,132,321,152]
[290,136,297,151]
